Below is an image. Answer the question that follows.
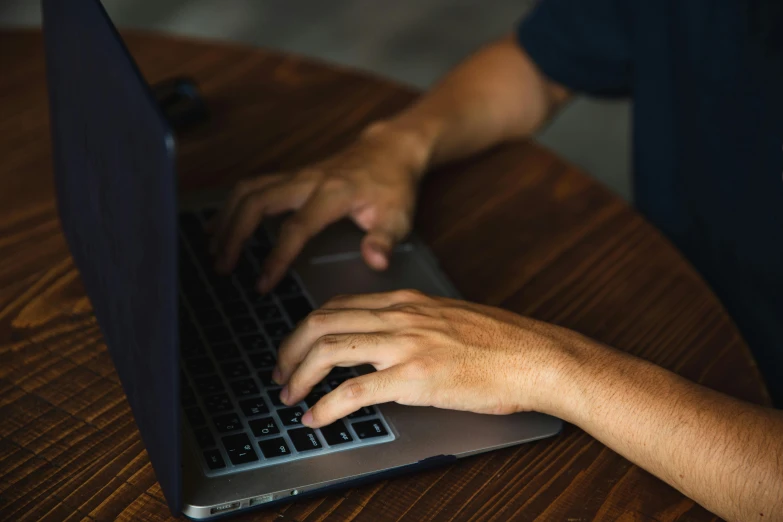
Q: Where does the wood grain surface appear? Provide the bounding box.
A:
[0,29,770,522]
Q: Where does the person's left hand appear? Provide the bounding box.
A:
[274,289,587,428]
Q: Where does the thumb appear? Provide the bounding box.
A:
[361,230,394,271]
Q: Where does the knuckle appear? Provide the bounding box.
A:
[382,305,424,326]
[394,303,422,315]
[403,358,433,381]
[382,309,413,325]
[340,380,366,401]
[396,330,423,349]
[313,334,342,356]
[303,309,331,329]
[320,176,349,194]
[394,288,425,302]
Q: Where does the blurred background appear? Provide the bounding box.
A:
[0,0,632,200]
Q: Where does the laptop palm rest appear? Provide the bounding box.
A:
[285,220,458,305]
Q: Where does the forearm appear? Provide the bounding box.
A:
[547,341,783,521]
[365,35,570,175]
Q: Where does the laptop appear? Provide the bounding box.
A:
[41,0,562,518]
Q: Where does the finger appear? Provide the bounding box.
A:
[361,230,394,270]
[275,308,390,385]
[259,187,353,292]
[321,289,430,310]
[214,181,311,273]
[302,368,406,428]
[360,210,411,271]
[209,174,285,247]
[281,332,401,406]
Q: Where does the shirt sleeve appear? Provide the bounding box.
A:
[516,0,633,97]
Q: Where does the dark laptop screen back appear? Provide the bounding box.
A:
[42,0,180,512]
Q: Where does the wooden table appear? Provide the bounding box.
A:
[0,29,770,522]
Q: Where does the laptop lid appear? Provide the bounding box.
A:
[42,0,181,513]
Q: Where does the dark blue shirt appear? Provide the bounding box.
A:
[518,0,783,405]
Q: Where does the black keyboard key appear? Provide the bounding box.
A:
[213,284,243,303]
[180,212,201,232]
[234,271,257,290]
[352,419,388,439]
[258,370,275,387]
[202,324,232,344]
[230,378,260,397]
[263,320,290,340]
[253,228,272,247]
[221,360,249,379]
[281,296,313,323]
[214,412,242,433]
[230,316,260,336]
[274,275,302,297]
[203,449,225,470]
[186,357,216,376]
[186,291,217,311]
[249,351,276,369]
[182,279,209,297]
[194,375,224,396]
[181,339,206,359]
[239,398,269,417]
[249,417,280,437]
[258,437,290,459]
[194,308,224,327]
[278,406,304,426]
[328,367,353,377]
[304,391,326,408]
[203,267,234,287]
[245,291,274,306]
[234,259,257,285]
[185,407,207,427]
[267,389,283,407]
[327,376,349,390]
[319,420,353,446]
[249,243,271,262]
[240,334,268,352]
[194,428,216,448]
[222,433,258,465]
[222,301,250,317]
[254,304,282,322]
[348,406,376,419]
[180,315,199,337]
[181,384,196,406]
[289,428,322,452]
[211,342,241,361]
[204,393,232,414]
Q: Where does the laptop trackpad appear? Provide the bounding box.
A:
[295,249,452,307]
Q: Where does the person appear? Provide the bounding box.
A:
[208,1,783,520]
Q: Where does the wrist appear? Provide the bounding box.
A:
[361,114,444,181]
[518,326,609,424]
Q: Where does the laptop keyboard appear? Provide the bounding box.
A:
[178,209,394,476]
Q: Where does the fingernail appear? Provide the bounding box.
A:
[272,367,282,385]
[280,385,289,404]
[301,411,313,426]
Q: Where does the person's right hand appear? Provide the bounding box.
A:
[209,123,431,293]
